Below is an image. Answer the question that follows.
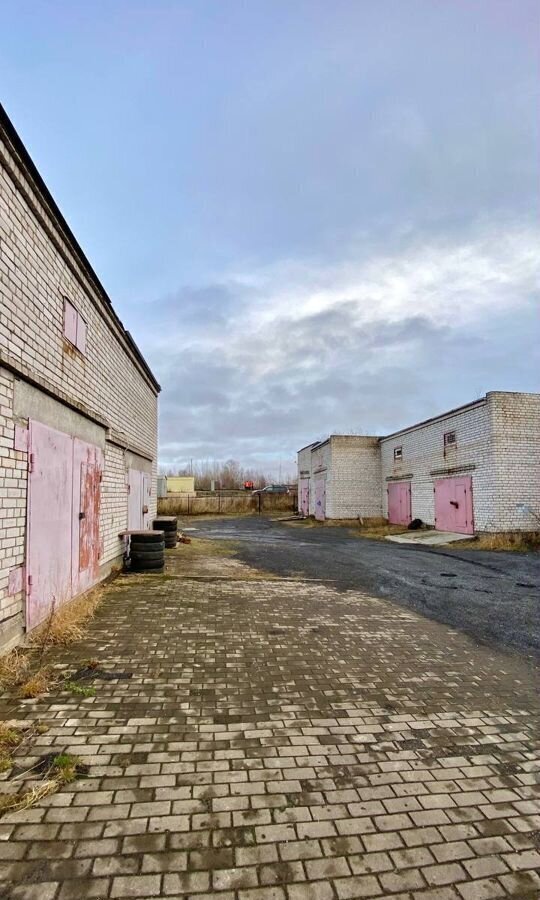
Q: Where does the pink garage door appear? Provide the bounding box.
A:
[27,421,74,630]
[434,476,474,534]
[387,481,412,526]
[299,478,310,516]
[314,476,326,521]
[72,439,104,596]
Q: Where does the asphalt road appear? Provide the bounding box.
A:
[191,516,540,662]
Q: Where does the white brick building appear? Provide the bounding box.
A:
[298,391,540,533]
[0,105,159,651]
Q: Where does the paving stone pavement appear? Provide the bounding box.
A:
[0,540,539,899]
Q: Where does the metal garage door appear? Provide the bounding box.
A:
[387,481,412,526]
[27,421,74,630]
[314,475,326,521]
[73,439,104,596]
[27,422,104,631]
[299,478,310,517]
[434,476,474,534]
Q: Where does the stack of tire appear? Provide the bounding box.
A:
[153,516,178,549]
[129,530,165,573]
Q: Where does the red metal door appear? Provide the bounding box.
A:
[299,478,310,516]
[434,477,474,534]
[27,421,73,630]
[388,482,412,525]
[314,476,326,521]
[73,439,103,595]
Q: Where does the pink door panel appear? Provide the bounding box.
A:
[314,476,326,521]
[27,421,73,630]
[299,479,310,516]
[73,439,103,595]
[434,477,474,534]
[387,482,412,526]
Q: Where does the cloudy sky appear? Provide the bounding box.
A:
[1,1,538,477]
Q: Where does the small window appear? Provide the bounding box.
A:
[63,298,87,355]
[444,431,456,448]
[393,446,403,461]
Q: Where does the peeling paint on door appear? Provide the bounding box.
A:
[26,420,73,630]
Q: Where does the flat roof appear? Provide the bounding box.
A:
[380,395,488,442]
[0,103,160,394]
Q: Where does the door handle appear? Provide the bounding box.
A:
[450,501,459,508]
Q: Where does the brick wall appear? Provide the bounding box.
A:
[326,436,382,520]
[299,392,539,532]
[489,392,540,531]
[0,115,159,648]
[380,399,496,530]
[0,369,27,648]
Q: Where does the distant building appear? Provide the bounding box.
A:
[166,476,195,494]
[298,391,540,533]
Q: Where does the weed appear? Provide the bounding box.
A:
[51,753,81,783]
[65,681,96,698]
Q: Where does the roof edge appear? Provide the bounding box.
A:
[0,102,160,394]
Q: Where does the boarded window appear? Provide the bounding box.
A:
[63,299,78,345]
[76,315,87,354]
[63,298,87,355]
[393,446,403,461]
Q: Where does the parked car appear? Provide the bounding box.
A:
[252,484,290,495]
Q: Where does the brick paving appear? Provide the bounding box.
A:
[0,540,539,899]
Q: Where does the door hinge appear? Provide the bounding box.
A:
[27,574,33,593]
[28,453,35,474]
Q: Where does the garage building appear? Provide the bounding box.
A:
[298,391,540,533]
[0,105,160,652]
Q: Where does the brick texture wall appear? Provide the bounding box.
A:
[299,393,539,532]
[0,118,158,649]
[326,436,382,520]
[380,399,496,530]
[489,392,540,531]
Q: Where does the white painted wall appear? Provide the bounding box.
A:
[0,119,159,650]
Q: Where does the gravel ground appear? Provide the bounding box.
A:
[190,516,540,661]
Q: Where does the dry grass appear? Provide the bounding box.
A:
[284,518,408,540]
[451,531,540,553]
[0,780,57,817]
[0,723,22,772]
[0,752,83,819]
[179,537,238,558]
[29,585,104,649]
[19,668,54,699]
[0,649,30,688]
[0,584,106,702]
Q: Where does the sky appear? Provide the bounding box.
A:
[1,0,539,478]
